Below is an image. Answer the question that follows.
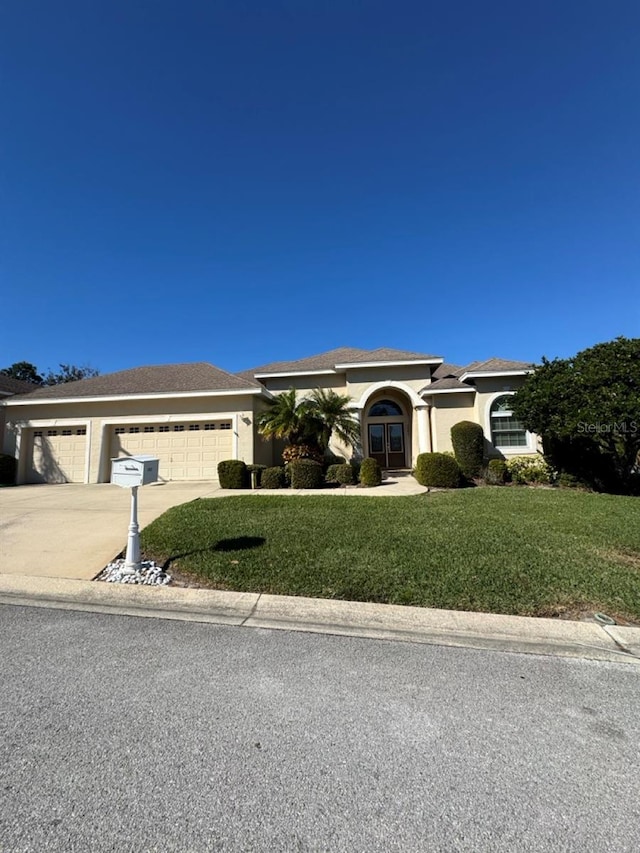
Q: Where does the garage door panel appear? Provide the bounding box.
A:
[110,422,233,481]
[28,429,87,484]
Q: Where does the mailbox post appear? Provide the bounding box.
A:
[111,456,159,573]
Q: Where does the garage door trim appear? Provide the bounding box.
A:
[19,419,92,484]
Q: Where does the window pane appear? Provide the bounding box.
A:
[369,425,384,453]
[388,424,404,452]
[368,399,403,417]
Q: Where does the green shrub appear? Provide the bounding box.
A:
[451,421,485,479]
[289,459,324,489]
[485,459,507,485]
[359,457,381,487]
[557,471,585,489]
[322,453,346,471]
[325,464,341,484]
[217,459,249,489]
[0,454,16,485]
[247,464,267,487]
[261,466,287,489]
[414,453,462,488]
[335,464,354,485]
[506,455,556,485]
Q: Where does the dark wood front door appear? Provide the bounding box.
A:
[368,423,406,468]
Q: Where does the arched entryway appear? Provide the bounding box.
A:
[363,389,411,469]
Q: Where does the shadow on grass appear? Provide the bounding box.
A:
[160,536,266,570]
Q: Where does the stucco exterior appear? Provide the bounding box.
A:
[1,348,538,484]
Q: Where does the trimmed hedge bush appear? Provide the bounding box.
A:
[325,464,341,484]
[485,458,507,485]
[335,464,354,485]
[261,466,287,489]
[0,454,16,485]
[414,453,462,488]
[289,459,324,489]
[451,420,485,479]
[359,457,381,487]
[322,453,346,471]
[217,459,249,489]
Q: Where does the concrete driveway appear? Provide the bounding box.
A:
[0,482,221,580]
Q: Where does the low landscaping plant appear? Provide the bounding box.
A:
[334,463,354,485]
[506,455,556,485]
[217,459,249,489]
[322,453,346,471]
[451,420,485,479]
[485,459,508,485]
[414,453,461,488]
[282,443,324,464]
[289,459,324,489]
[261,466,287,489]
[325,464,342,484]
[359,457,381,487]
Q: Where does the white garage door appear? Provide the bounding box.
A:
[110,421,234,481]
[27,427,87,484]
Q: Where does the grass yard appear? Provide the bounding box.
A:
[140,488,640,622]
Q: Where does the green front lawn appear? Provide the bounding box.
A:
[140,489,640,622]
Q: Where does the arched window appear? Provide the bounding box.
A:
[490,396,527,448]
[368,399,403,417]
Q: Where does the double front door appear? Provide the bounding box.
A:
[368,423,406,469]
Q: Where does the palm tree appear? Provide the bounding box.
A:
[307,388,361,453]
[256,388,321,446]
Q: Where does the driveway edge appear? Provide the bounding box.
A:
[0,574,638,664]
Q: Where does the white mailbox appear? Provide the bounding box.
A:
[111,456,159,488]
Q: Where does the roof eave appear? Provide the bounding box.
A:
[458,369,533,382]
[420,386,476,396]
[335,358,444,369]
[253,369,338,379]
[5,387,271,406]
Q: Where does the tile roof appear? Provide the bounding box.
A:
[460,357,533,375]
[0,375,39,396]
[239,346,442,378]
[425,377,476,392]
[431,362,464,380]
[11,363,261,401]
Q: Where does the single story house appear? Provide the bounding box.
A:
[1,346,537,484]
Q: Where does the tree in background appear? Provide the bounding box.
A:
[0,361,43,385]
[0,362,99,387]
[511,337,640,494]
[42,364,100,385]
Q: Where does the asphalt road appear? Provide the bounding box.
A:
[1,605,638,853]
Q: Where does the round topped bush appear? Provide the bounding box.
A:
[414,453,461,488]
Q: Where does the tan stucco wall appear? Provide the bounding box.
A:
[6,394,260,484]
[429,395,476,453]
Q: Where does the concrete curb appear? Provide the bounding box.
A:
[0,574,638,665]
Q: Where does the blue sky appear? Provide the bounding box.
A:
[2,0,639,376]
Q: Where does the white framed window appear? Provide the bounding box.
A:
[219,422,231,430]
[489,395,528,449]
[128,426,140,434]
[34,430,43,437]
[47,430,57,437]
[76,428,86,436]
[174,425,185,432]
[114,427,125,435]
[158,425,170,433]
[61,429,72,436]
[188,424,200,431]
[144,426,155,433]
[204,424,217,430]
